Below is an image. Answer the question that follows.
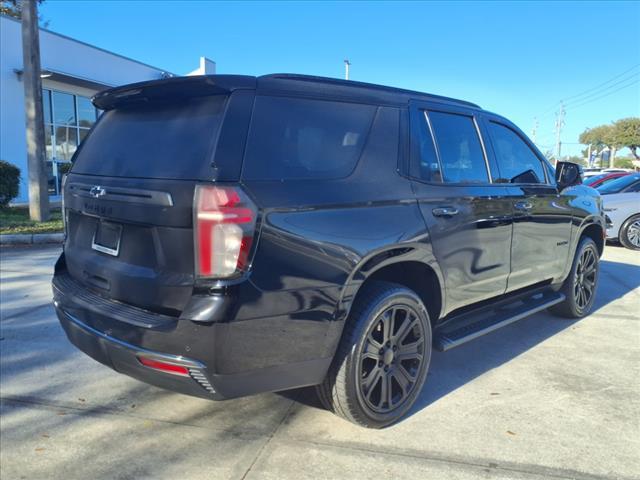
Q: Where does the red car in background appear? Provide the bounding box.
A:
[584,171,630,188]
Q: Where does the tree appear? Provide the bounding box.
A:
[611,118,640,161]
[566,155,588,167]
[613,157,636,169]
[579,124,614,149]
[1,1,48,26]
[0,0,21,18]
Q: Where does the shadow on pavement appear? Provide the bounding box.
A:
[1,244,638,455]
[290,255,640,419]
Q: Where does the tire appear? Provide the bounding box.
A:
[316,281,432,428]
[619,214,640,251]
[549,236,599,319]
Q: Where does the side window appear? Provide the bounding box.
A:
[489,122,546,184]
[411,111,442,182]
[428,111,489,183]
[243,96,376,180]
[627,181,640,192]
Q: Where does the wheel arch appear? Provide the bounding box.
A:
[336,245,445,328]
[578,218,605,256]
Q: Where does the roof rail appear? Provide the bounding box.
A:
[259,73,481,108]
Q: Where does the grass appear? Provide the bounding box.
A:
[0,206,63,235]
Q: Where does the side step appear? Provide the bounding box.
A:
[434,291,565,351]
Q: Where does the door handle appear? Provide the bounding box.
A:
[432,207,459,217]
[514,201,533,211]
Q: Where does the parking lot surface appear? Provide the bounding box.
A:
[1,244,638,480]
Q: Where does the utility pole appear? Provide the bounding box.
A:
[21,0,49,221]
[554,102,565,165]
[344,59,351,80]
[531,117,539,144]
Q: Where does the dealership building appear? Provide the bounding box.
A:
[0,14,215,203]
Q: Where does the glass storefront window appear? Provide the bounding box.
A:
[43,90,52,124]
[44,125,54,160]
[52,91,76,126]
[55,125,78,161]
[78,128,91,143]
[42,88,97,195]
[77,97,97,128]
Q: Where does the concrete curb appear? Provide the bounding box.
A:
[0,233,64,245]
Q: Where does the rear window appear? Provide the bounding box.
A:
[242,96,376,180]
[72,96,226,179]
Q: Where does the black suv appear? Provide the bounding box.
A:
[52,74,605,428]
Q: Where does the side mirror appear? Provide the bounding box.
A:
[555,161,583,190]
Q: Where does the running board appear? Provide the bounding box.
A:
[434,291,565,352]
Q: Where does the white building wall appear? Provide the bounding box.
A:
[0,15,171,203]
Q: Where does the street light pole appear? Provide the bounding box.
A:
[344,59,351,80]
[21,0,49,221]
[554,102,565,166]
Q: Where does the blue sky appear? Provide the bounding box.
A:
[40,1,639,157]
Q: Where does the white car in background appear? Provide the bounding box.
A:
[598,173,640,250]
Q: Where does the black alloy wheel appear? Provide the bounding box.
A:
[550,236,599,319]
[573,246,597,311]
[358,305,426,414]
[316,281,432,428]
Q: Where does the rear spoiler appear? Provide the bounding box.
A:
[93,75,256,110]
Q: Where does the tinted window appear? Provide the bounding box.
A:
[489,122,546,183]
[243,96,375,180]
[72,96,226,179]
[629,181,640,192]
[597,174,639,194]
[428,111,488,183]
[411,111,442,182]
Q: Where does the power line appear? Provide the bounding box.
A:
[564,72,639,108]
[565,78,639,111]
[533,63,640,119]
[562,63,639,103]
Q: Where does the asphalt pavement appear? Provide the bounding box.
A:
[1,244,638,480]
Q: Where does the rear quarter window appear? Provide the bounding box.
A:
[242,96,376,180]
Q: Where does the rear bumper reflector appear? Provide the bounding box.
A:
[138,356,190,376]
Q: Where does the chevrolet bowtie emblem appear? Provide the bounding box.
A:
[89,185,106,198]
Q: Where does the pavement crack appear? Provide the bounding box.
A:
[280,436,632,480]
[0,395,265,440]
[239,393,299,480]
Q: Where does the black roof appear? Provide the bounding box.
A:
[258,74,480,109]
[93,73,480,110]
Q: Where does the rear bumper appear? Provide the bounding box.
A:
[56,307,219,399]
[53,268,333,400]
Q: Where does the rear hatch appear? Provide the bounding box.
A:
[62,77,254,316]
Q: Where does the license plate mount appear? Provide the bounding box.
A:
[91,221,122,257]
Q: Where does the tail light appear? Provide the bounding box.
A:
[61,174,68,237]
[194,184,257,279]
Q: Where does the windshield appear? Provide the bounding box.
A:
[597,174,639,194]
[72,96,227,180]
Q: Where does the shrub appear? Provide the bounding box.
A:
[0,160,20,208]
[57,162,72,175]
[614,157,636,169]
